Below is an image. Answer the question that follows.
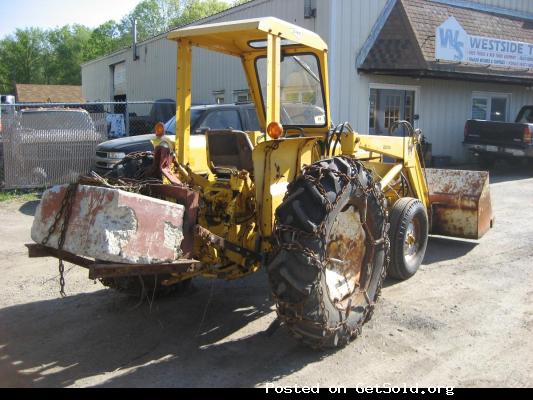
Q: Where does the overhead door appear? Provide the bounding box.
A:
[113,62,127,96]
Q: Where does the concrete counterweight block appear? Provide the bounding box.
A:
[31,185,186,264]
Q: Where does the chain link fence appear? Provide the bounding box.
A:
[0,100,176,189]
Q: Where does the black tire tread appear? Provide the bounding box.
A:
[268,157,389,349]
[388,198,428,281]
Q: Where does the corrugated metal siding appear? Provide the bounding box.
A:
[328,0,389,124]
[82,51,128,101]
[82,0,316,105]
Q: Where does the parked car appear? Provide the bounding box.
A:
[93,103,261,176]
[128,99,177,137]
[464,105,533,168]
[7,108,102,186]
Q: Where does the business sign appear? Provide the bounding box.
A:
[436,16,533,69]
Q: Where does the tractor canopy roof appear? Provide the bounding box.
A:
[167,17,328,56]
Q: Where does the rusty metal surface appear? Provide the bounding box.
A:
[26,243,93,268]
[32,184,187,264]
[325,207,366,306]
[425,168,493,239]
[146,184,199,258]
[145,146,182,185]
[26,243,201,279]
[88,260,201,279]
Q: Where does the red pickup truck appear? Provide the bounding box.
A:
[464,106,533,168]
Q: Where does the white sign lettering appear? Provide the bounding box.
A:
[435,16,533,69]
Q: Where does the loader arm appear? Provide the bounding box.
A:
[354,133,492,240]
[357,134,430,210]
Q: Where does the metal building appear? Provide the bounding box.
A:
[82,0,533,163]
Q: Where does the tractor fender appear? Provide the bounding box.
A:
[252,137,321,241]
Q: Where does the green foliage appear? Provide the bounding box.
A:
[0,0,246,93]
[125,0,182,41]
[174,0,230,27]
[0,28,48,92]
[46,25,93,84]
[0,189,40,203]
[83,20,127,62]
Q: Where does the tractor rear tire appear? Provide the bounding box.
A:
[268,157,389,349]
[387,198,428,281]
[101,275,192,298]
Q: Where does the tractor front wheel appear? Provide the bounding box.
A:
[387,198,428,281]
[268,157,389,349]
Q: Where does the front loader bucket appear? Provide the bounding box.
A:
[425,169,493,240]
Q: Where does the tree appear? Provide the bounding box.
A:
[122,0,182,41]
[0,28,48,92]
[46,25,92,85]
[174,0,230,26]
[0,0,245,93]
[83,20,126,62]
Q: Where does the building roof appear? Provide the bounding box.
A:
[359,0,533,84]
[15,84,84,103]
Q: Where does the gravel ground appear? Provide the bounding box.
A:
[0,165,532,388]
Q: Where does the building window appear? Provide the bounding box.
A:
[213,90,225,104]
[368,87,416,135]
[471,92,510,122]
[233,90,251,103]
[384,94,401,129]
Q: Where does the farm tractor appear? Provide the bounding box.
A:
[28,18,493,348]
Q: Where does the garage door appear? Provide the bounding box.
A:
[113,62,126,96]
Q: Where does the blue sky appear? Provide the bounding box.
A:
[0,0,144,38]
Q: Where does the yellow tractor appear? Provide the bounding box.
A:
[29,18,492,349]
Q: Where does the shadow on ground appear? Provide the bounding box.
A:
[0,272,328,388]
[382,236,477,289]
[476,162,532,184]
[423,236,478,265]
[440,162,533,184]
[18,200,40,216]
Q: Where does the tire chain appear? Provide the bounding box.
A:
[41,156,160,298]
[116,151,154,166]
[41,182,79,297]
[271,156,390,348]
[108,151,155,181]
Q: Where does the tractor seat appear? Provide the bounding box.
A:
[205,129,254,175]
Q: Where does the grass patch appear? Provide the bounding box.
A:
[0,189,41,203]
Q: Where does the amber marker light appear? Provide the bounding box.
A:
[154,122,165,137]
[267,121,284,140]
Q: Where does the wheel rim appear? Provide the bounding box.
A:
[324,206,366,307]
[403,219,420,263]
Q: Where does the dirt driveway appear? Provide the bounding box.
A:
[0,167,532,388]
